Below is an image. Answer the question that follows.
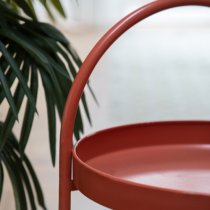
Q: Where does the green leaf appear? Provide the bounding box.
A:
[48,70,65,115]
[0,64,29,152]
[66,44,82,68]
[15,29,70,79]
[0,3,95,210]
[39,70,57,165]
[6,141,36,210]
[0,41,36,113]
[45,54,70,79]
[18,163,36,210]
[0,57,9,74]
[0,29,68,106]
[74,108,84,140]
[0,2,30,22]
[20,64,38,153]
[51,0,66,17]
[24,155,46,209]
[40,1,55,21]
[44,42,87,139]
[13,0,37,20]
[6,0,19,14]
[0,0,95,162]
[0,163,4,201]
[0,65,18,119]
[36,23,69,45]
[0,52,23,104]
[65,45,98,106]
[2,149,27,210]
[51,64,70,119]
[34,36,71,79]
[38,0,46,5]
[54,46,93,125]
[0,67,15,104]
[81,93,91,125]
[26,0,37,19]
[45,87,56,166]
[87,83,99,105]
[0,44,14,73]
[0,29,49,65]
[6,136,47,209]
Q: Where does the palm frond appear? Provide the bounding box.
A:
[4,0,66,20]
[0,2,94,209]
[19,64,38,153]
[0,122,47,209]
[0,1,89,163]
[0,60,29,152]
[0,162,3,201]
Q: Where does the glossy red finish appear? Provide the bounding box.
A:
[59,0,210,210]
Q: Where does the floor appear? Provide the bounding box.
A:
[2,10,210,210]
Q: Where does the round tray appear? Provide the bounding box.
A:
[73,121,210,210]
[59,1,210,209]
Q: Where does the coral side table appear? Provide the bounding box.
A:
[59,0,210,209]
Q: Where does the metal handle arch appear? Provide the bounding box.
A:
[59,0,210,210]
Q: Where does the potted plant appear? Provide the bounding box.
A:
[0,1,93,209]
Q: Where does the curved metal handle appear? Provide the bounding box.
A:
[59,0,210,209]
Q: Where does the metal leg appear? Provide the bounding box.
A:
[59,140,72,210]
